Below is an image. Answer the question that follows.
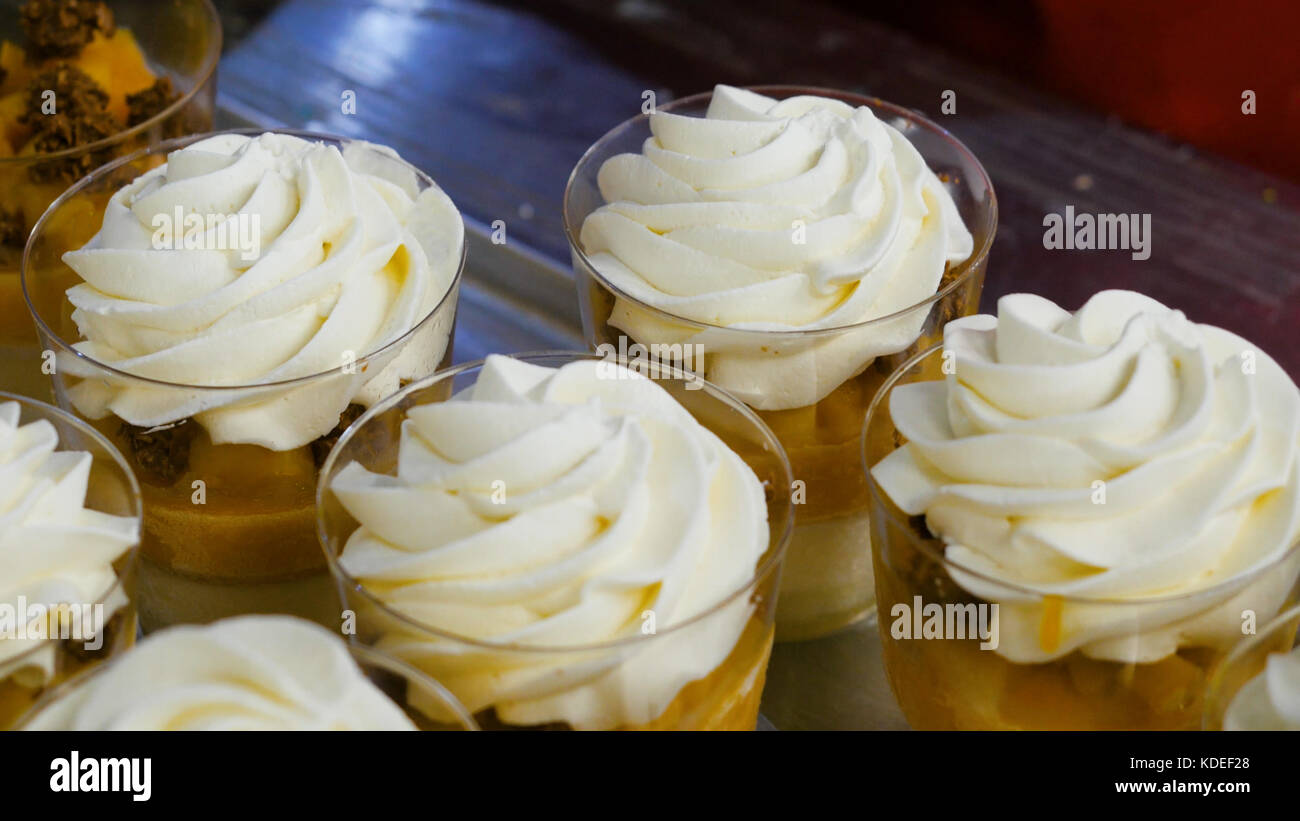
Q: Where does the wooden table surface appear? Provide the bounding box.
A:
[215,0,1299,376]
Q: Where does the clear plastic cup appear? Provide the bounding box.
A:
[564,86,996,641]
[0,391,141,728]
[864,345,1300,730]
[0,0,221,400]
[318,352,794,730]
[23,130,465,631]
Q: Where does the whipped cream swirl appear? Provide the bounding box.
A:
[871,291,1300,663]
[22,616,416,729]
[1224,646,1300,730]
[579,84,975,410]
[61,132,463,451]
[0,402,138,685]
[331,355,769,729]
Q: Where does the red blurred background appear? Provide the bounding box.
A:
[865,0,1300,182]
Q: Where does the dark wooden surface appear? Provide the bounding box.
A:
[215,0,1299,375]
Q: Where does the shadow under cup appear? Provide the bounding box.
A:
[0,0,221,401]
[317,352,795,730]
[0,392,141,729]
[564,86,996,642]
[863,346,1300,730]
[23,131,464,632]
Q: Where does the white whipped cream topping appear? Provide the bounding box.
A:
[0,402,138,685]
[871,291,1300,663]
[1225,645,1300,730]
[579,84,974,410]
[61,132,463,450]
[22,616,416,729]
[332,355,769,729]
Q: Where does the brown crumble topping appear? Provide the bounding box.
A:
[311,403,367,468]
[937,259,959,288]
[126,76,178,127]
[20,0,115,61]
[0,208,25,248]
[20,64,115,183]
[26,107,116,182]
[119,419,197,486]
[20,63,108,124]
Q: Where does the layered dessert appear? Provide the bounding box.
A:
[19,616,423,729]
[867,290,1300,729]
[29,131,464,629]
[0,0,215,399]
[324,354,786,730]
[0,397,139,728]
[571,84,988,639]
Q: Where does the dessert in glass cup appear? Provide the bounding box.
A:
[18,615,478,729]
[865,290,1300,730]
[0,0,220,400]
[1204,603,1300,730]
[0,391,140,728]
[565,84,995,640]
[318,353,794,730]
[23,130,465,631]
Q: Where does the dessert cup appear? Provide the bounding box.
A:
[16,615,479,729]
[0,0,220,400]
[318,352,794,730]
[0,391,141,728]
[23,130,465,631]
[1204,603,1300,730]
[564,86,996,641]
[865,344,1300,730]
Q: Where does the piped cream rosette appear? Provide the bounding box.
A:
[56,132,463,451]
[872,291,1300,663]
[21,616,416,730]
[330,355,770,729]
[579,85,973,411]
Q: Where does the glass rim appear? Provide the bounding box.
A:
[561,83,998,339]
[340,642,480,730]
[861,343,1300,607]
[0,389,141,674]
[316,349,795,655]
[12,636,478,730]
[21,127,467,393]
[1204,601,1300,728]
[0,0,223,167]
